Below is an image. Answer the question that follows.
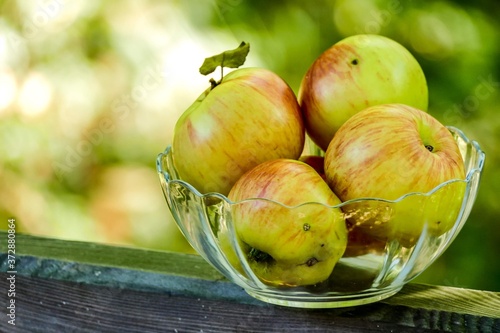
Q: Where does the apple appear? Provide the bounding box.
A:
[173,67,305,195]
[324,104,466,247]
[299,155,326,179]
[298,34,428,151]
[226,159,347,286]
[342,227,387,258]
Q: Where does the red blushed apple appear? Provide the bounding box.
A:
[227,159,347,286]
[298,34,428,151]
[325,104,466,247]
[342,227,387,258]
[173,67,305,195]
[299,155,326,180]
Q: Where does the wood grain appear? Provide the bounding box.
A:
[386,284,500,319]
[0,231,221,280]
[2,274,497,333]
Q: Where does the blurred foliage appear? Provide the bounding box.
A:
[0,0,499,290]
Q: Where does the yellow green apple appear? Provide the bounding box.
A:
[173,67,305,195]
[298,34,428,151]
[325,104,466,247]
[227,159,347,286]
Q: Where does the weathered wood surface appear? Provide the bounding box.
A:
[1,232,499,332]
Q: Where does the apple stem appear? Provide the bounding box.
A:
[306,257,319,267]
[209,64,225,90]
[209,78,217,89]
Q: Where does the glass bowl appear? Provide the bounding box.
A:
[156,126,484,308]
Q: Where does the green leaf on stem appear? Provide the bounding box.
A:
[199,41,250,75]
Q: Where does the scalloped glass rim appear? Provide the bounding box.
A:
[156,126,485,209]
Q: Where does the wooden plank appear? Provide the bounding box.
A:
[385,284,500,319]
[0,254,253,305]
[2,232,500,317]
[1,274,498,333]
[1,231,500,332]
[2,249,500,319]
[0,231,221,281]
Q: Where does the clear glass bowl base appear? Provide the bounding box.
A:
[246,287,402,308]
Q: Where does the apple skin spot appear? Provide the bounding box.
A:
[306,257,319,267]
[186,119,196,144]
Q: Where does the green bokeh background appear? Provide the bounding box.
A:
[0,0,498,291]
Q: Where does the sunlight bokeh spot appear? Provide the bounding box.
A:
[18,71,53,118]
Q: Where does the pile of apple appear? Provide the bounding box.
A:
[171,35,466,287]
